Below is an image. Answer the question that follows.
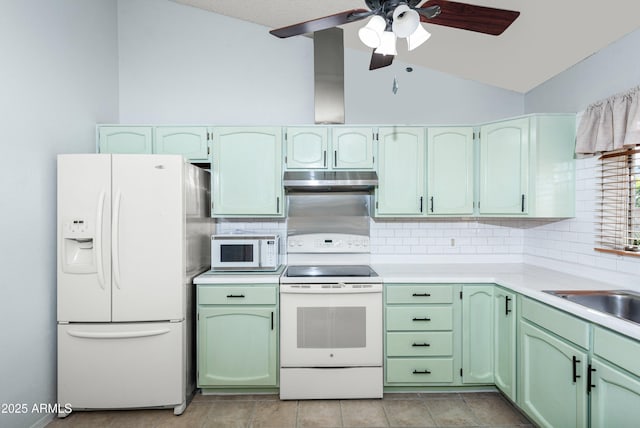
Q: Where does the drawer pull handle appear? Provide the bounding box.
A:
[412,293,431,297]
[413,369,432,374]
[412,317,431,322]
[412,343,431,347]
[226,294,245,298]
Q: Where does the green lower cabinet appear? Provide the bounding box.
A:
[518,320,588,428]
[386,358,454,383]
[461,285,494,384]
[197,306,277,387]
[589,357,640,428]
[384,283,459,386]
[494,287,517,401]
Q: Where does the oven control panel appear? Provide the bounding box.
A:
[287,233,370,253]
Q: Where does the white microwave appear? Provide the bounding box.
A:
[211,235,280,271]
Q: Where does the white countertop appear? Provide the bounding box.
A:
[193,263,640,341]
[193,265,284,285]
[374,262,640,341]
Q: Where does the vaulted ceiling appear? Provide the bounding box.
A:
[173,0,640,93]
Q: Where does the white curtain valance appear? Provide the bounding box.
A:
[576,85,640,154]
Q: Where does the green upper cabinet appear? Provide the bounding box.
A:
[494,287,517,402]
[461,285,494,384]
[98,126,153,154]
[331,127,375,169]
[284,127,328,169]
[153,126,210,162]
[527,115,576,217]
[211,127,283,217]
[427,127,474,216]
[375,127,426,217]
[479,118,529,215]
[479,114,575,218]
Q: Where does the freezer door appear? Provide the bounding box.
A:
[57,154,112,322]
[111,155,184,322]
[57,322,184,410]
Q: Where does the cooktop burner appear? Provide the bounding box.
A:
[286,265,378,278]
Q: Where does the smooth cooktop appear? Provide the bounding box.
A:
[285,265,378,278]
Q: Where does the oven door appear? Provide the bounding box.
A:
[280,283,382,367]
[212,239,260,269]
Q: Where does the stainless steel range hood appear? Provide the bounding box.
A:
[283,171,378,192]
[314,28,344,124]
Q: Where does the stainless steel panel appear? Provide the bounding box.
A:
[287,193,370,236]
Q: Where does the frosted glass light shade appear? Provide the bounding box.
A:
[392,6,419,38]
[374,31,397,56]
[407,24,431,51]
[358,15,386,48]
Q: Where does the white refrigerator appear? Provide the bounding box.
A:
[56,154,211,417]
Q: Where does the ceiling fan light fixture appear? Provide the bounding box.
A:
[358,15,386,48]
[374,31,397,56]
[407,24,431,51]
[392,6,419,38]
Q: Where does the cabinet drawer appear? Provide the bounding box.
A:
[521,297,589,349]
[386,284,454,304]
[386,332,453,357]
[386,306,453,331]
[593,326,640,377]
[386,358,454,383]
[198,286,277,305]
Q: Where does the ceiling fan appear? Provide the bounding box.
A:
[270,0,520,70]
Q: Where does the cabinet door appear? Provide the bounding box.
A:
[154,126,210,162]
[212,127,283,217]
[427,127,474,215]
[376,127,426,216]
[518,320,587,428]
[494,288,517,401]
[98,126,153,154]
[331,127,375,169]
[198,307,277,387]
[590,358,640,428]
[285,127,328,169]
[461,285,494,384]
[479,118,529,215]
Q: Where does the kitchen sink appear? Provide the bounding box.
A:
[543,289,640,325]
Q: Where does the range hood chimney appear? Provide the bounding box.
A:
[314,28,345,124]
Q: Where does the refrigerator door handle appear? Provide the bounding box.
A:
[112,190,122,289]
[66,329,171,339]
[96,190,106,289]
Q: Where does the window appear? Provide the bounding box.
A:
[596,147,640,256]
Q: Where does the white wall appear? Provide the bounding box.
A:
[345,49,524,125]
[117,0,524,125]
[525,28,640,113]
[523,29,640,284]
[117,0,314,125]
[0,1,119,427]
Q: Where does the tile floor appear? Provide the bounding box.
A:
[46,392,534,428]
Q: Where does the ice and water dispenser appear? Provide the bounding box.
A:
[61,218,97,274]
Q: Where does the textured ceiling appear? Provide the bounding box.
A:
[174,0,640,93]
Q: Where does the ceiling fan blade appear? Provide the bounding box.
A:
[369,51,394,70]
[270,9,371,38]
[417,0,520,36]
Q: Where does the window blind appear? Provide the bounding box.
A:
[595,147,640,256]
